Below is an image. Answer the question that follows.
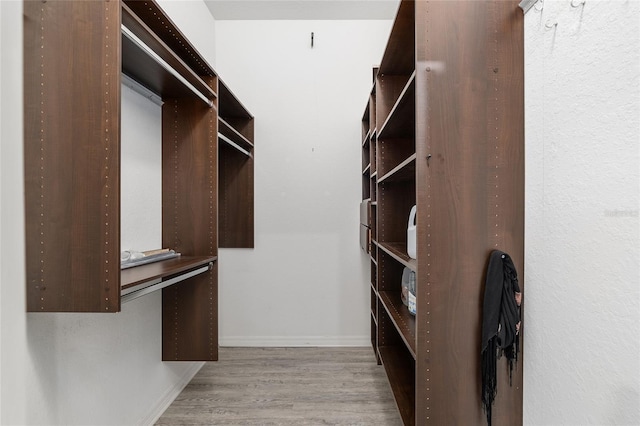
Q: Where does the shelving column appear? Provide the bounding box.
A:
[23,0,121,312]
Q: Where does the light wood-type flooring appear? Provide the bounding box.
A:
[155,347,402,425]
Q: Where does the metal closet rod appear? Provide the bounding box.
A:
[121,24,214,108]
[218,132,252,157]
[121,262,213,304]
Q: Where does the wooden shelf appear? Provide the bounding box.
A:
[378,154,416,184]
[121,256,216,290]
[219,118,254,157]
[362,129,371,147]
[219,79,253,119]
[123,0,216,78]
[363,163,371,175]
[378,75,415,140]
[379,291,416,358]
[121,3,216,105]
[378,346,416,426]
[378,242,416,271]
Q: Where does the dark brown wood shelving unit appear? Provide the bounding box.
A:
[218,79,255,249]
[361,0,524,424]
[24,0,253,361]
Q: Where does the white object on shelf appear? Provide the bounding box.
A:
[408,270,416,315]
[407,205,417,259]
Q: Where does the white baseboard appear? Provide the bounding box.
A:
[219,336,371,347]
[138,362,204,426]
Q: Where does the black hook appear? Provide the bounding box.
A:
[311,32,314,48]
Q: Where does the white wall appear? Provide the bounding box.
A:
[214,20,392,346]
[0,2,25,424]
[0,1,6,421]
[524,1,640,425]
[0,1,217,425]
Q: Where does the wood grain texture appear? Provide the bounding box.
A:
[219,144,255,248]
[155,347,402,426]
[162,84,219,361]
[414,1,524,424]
[24,0,121,312]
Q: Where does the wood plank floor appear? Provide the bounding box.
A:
[155,347,402,425]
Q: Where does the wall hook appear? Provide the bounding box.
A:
[570,0,585,7]
[311,32,314,48]
[545,19,558,30]
[518,0,541,14]
[534,0,544,12]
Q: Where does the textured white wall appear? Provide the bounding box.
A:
[0,1,216,425]
[524,1,640,424]
[214,20,392,346]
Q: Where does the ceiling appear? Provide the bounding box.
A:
[204,0,400,20]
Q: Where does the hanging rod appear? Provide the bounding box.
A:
[121,24,214,108]
[218,132,252,157]
[121,261,213,304]
[121,73,163,106]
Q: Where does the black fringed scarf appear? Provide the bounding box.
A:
[481,250,522,426]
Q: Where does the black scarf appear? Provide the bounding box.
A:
[481,250,521,426]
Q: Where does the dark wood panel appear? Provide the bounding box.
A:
[369,91,377,133]
[377,79,415,140]
[378,154,416,184]
[218,79,253,119]
[414,1,524,425]
[124,0,216,78]
[377,248,405,295]
[162,85,219,360]
[24,0,121,312]
[379,291,416,357]
[378,242,417,271]
[378,180,416,244]
[219,144,255,248]
[379,139,415,178]
[223,117,255,143]
[378,345,415,426]
[488,2,525,424]
[376,74,413,129]
[219,117,254,151]
[378,0,415,76]
[121,256,216,289]
[362,100,371,142]
[162,266,218,361]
